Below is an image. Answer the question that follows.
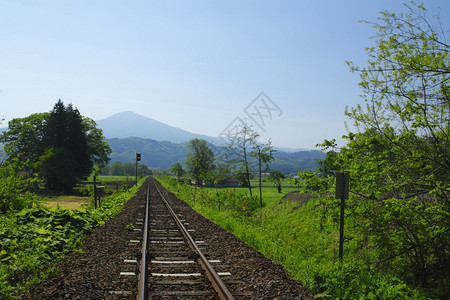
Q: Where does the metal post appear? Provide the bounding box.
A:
[259,149,262,208]
[339,197,345,260]
[336,172,349,261]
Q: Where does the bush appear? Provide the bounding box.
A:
[0,160,35,214]
[158,176,259,216]
[0,177,144,298]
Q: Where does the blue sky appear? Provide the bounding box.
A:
[1,1,448,149]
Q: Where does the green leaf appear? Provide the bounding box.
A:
[35,228,50,235]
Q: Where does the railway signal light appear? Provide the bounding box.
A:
[136,153,141,161]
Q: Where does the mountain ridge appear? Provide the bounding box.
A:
[96,111,221,145]
[1,111,310,151]
[106,136,325,174]
[1,111,324,172]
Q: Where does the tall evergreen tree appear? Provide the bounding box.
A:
[36,100,93,192]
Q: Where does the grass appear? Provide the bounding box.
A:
[38,175,135,210]
[85,175,132,183]
[42,196,90,210]
[206,178,300,206]
[159,176,428,299]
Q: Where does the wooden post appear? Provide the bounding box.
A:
[93,175,97,209]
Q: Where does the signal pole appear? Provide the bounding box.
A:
[136,153,141,185]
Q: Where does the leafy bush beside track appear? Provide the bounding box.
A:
[0,178,143,298]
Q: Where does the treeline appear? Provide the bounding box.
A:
[105,137,325,174]
[100,161,153,176]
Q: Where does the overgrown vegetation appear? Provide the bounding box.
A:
[159,176,430,299]
[0,159,36,214]
[100,161,153,176]
[322,3,448,297]
[0,168,143,298]
[161,177,260,216]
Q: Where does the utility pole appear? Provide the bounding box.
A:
[258,148,263,208]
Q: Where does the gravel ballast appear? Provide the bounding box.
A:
[26,178,314,299]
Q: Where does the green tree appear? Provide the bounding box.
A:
[170,162,185,179]
[110,161,125,176]
[318,150,339,178]
[82,117,111,168]
[312,3,449,296]
[224,120,259,196]
[268,170,285,193]
[36,101,93,192]
[0,113,49,174]
[107,161,152,176]
[1,112,111,177]
[0,158,34,213]
[185,139,215,185]
[137,164,152,176]
[252,141,276,207]
[291,150,340,193]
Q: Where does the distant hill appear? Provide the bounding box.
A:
[271,150,326,174]
[1,111,309,152]
[0,111,221,144]
[107,137,189,170]
[97,111,221,144]
[1,111,324,173]
[106,137,325,174]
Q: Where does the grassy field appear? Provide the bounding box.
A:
[206,179,300,205]
[38,177,297,211]
[85,175,133,183]
[43,196,90,210]
[41,176,135,210]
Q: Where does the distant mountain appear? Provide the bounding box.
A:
[106,137,189,170]
[272,150,325,174]
[1,111,324,173]
[106,137,325,174]
[97,111,221,144]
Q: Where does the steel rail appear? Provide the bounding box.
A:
[136,183,150,300]
[153,180,235,300]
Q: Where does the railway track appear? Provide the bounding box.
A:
[27,177,313,299]
[135,178,242,299]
